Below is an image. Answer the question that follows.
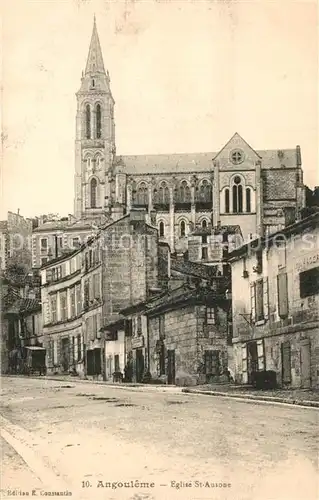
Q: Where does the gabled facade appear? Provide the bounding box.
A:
[228,212,319,388]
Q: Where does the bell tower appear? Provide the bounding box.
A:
[74,17,116,221]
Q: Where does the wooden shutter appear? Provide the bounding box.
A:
[211,350,220,375]
[204,350,212,375]
[242,344,248,383]
[263,278,269,321]
[250,283,256,323]
[277,273,288,318]
[96,313,101,339]
[257,339,265,370]
[74,335,78,362]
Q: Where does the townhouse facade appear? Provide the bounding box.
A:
[228,212,319,389]
[41,250,84,376]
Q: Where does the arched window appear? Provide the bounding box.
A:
[178,181,191,203]
[232,176,243,213]
[159,182,170,204]
[246,188,251,212]
[202,219,208,229]
[95,156,100,169]
[87,157,91,169]
[136,183,148,206]
[96,104,102,139]
[85,104,91,139]
[225,188,230,213]
[180,220,186,237]
[198,180,212,203]
[90,178,97,208]
[159,221,165,237]
[92,79,95,88]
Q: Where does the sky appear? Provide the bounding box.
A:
[1,0,318,219]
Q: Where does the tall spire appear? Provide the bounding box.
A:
[85,17,106,75]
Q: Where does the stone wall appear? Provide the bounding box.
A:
[149,304,229,386]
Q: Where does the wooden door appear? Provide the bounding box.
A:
[300,339,311,388]
[281,341,291,385]
[167,349,176,385]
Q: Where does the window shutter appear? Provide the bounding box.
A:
[257,339,265,370]
[96,313,101,339]
[250,283,256,323]
[241,344,248,383]
[74,335,78,361]
[277,273,288,318]
[263,278,269,321]
[90,317,95,341]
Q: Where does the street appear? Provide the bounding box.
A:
[1,377,318,500]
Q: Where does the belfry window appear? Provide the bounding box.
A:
[232,176,243,213]
[96,104,102,139]
[90,178,97,208]
[180,220,186,237]
[85,104,91,139]
[202,219,207,229]
[159,222,165,237]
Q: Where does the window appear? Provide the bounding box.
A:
[159,221,165,237]
[205,307,216,325]
[277,272,288,318]
[70,287,76,318]
[256,250,263,273]
[51,294,57,323]
[202,234,208,244]
[135,183,148,206]
[198,180,212,203]
[201,247,208,261]
[225,188,230,213]
[204,350,220,375]
[40,238,48,250]
[90,178,97,208]
[72,238,80,248]
[178,181,191,203]
[159,315,165,339]
[202,219,208,229]
[96,104,102,139]
[155,182,170,205]
[246,188,251,212]
[299,267,319,298]
[232,176,243,213]
[85,104,91,139]
[60,292,67,322]
[230,149,244,165]
[255,280,264,322]
[93,273,100,299]
[180,220,186,237]
[41,257,48,266]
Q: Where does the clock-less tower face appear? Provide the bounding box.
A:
[74,18,116,222]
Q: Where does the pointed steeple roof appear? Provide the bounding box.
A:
[85,17,106,75]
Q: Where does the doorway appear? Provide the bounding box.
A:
[167,349,176,385]
[300,339,311,388]
[247,341,258,384]
[135,349,144,383]
[61,338,70,373]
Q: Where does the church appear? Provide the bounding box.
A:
[32,19,305,267]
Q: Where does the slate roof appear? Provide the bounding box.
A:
[4,298,41,315]
[170,260,218,280]
[118,148,297,175]
[33,219,95,233]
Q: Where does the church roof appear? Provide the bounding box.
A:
[118,143,298,175]
[85,17,106,75]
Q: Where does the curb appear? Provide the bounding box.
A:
[181,389,319,408]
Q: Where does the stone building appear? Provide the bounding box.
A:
[228,212,319,389]
[72,19,305,254]
[0,211,33,271]
[120,259,231,384]
[40,209,160,379]
[41,250,84,376]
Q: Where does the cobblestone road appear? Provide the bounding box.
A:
[1,377,318,500]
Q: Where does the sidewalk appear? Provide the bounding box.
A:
[182,383,319,408]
